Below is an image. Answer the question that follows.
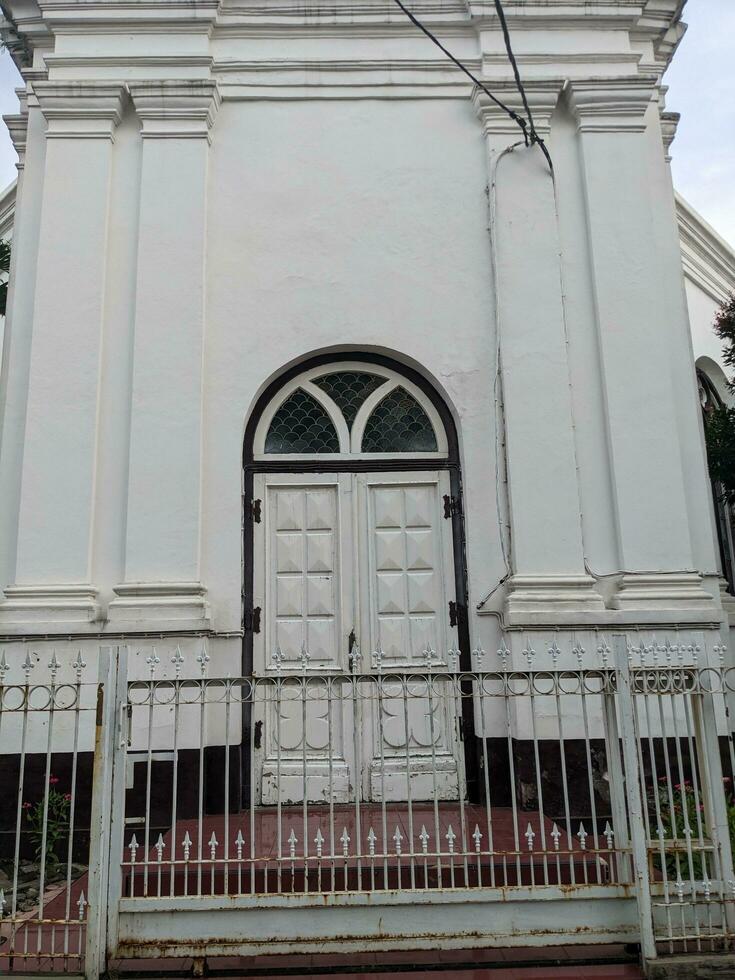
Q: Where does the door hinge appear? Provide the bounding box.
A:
[244,606,261,633]
[449,600,458,628]
[250,498,262,523]
[443,494,461,519]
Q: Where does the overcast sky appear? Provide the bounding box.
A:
[664,0,735,245]
[0,1,731,244]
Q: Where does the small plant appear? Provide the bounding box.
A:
[648,776,735,881]
[22,776,72,871]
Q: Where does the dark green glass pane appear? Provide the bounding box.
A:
[361,387,438,453]
[264,389,339,453]
[312,371,386,430]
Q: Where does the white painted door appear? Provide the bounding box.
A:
[252,473,356,804]
[252,470,462,803]
[356,472,463,801]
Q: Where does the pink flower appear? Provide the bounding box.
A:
[63,793,72,802]
[724,777,732,785]
[22,802,32,810]
[49,775,59,786]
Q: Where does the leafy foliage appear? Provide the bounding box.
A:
[704,405,735,505]
[703,292,735,502]
[0,238,9,317]
[22,775,72,870]
[649,777,735,882]
[714,291,735,381]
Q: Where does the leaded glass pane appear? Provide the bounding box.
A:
[264,389,340,453]
[361,387,438,453]
[312,371,386,430]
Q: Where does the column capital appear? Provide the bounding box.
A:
[32,81,126,140]
[128,80,220,141]
[472,81,562,139]
[566,77,656,134]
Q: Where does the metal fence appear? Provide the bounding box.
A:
[626,638,735,953]
[121,658,623,900]
[0,650,95,974]
[1,633,734,976]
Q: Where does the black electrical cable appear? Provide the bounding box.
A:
[389,0,553,170]
[493,0,536,136]
[492,0,553,172]
[389,0,529,144]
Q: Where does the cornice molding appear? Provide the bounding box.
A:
[676,193,735,305]
[0,0,688,83]
[631,0,686,73]
[212,58,481,74]
[31,80,127,139]
[36,0,219,32]
[21,67,49,84]
[44,54,214,74]
[127,79,220,139]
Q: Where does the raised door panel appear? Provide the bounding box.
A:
[364,476,453,666]
[267,481,342,669]
[252,474,355,804]
[357,472,462,801]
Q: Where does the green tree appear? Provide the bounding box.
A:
[703,291,735,504]
[714,292,735,381]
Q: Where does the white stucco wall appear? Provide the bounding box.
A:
[678,193,735,402]
[0,0,727,669]
[202,98,501,634]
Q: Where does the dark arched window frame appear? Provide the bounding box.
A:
[698,368,735,595]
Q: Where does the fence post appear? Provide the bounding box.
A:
[84,646,128,980]
[694,677,735,931]
[602,662,632,884]
[105,645,129,970]
[612,634,658,964]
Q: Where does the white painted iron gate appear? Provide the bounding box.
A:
[1,634,734,977]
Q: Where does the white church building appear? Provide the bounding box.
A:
[1,1,735,976]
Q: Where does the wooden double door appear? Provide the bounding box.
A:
[250,470,464,804]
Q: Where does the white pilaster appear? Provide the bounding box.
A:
[570,79,713,613]
[0,93,31,596]
[109,81,219,628]
[474,86,602,622]
[0,83,125,627]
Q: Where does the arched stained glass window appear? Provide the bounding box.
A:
[312,371,385,430]
[264,389,339,453]
[361,387,438,453]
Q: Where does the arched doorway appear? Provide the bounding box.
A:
[242,354,474,805]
